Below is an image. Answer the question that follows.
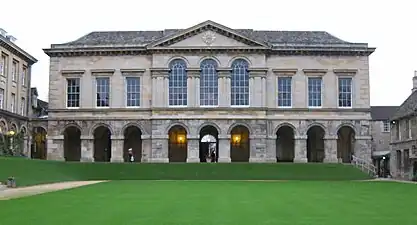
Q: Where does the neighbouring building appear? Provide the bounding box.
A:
[0,28,37,155]
[29,87,48,160]
[370,106,398,177]
[43,20,376,163]
[390,71,417,180]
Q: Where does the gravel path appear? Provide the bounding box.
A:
[0,180,107,200]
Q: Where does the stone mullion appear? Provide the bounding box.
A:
[218,68,231,107]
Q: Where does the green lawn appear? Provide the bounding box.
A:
[1,180,416,225]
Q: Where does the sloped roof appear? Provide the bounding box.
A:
[370,106,399,121]
[391,91,417,120]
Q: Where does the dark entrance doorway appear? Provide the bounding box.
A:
[337,126,356,163]
[123,126,142,162]
[276,125,295,162]
[93,126,112,162]
[31,127,48,160]
[306,125,325,162]
[63,126,81,161]
[199,125,219,162]
[230,125,250,162]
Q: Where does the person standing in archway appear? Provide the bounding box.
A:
[128,148,134,163]
[210,149,216,163]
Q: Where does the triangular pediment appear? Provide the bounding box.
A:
[147,20,269,49]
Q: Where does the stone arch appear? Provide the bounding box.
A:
[275,124,296,162]
[198,56,221,67]
[61,123,82,135]
[0,118,8,133]
[63,125,81,161]
[274,122,298,136]
[20,125,28,135]
[230,124,250,162]
[197,121,221,135]
[10,123,18,132]
[199,124,220,163]
[228,56,252,67]
[335,122,357,136]
[167,56,190,67]
[306,125,326,162]
[123,124,143,162]
[90,122,114,136]
[120,122,146,136]
[168,124,188,162]
[227,122,252,135]
[166,122,190,135]
[337,125,356,163]
[305,122,327,136]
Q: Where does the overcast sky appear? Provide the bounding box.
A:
[2,0,415,106]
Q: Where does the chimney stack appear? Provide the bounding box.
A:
[412,71,417,92]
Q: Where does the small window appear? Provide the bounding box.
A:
[382,121,390,132]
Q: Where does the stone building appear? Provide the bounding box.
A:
[0,28,37,155]
[43,20,375,163]
[29,87,48,159]
[390,71,417,180]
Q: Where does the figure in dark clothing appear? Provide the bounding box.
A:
[128,148,134,163]
[210,150,216,163]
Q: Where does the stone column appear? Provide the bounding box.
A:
[186,68,200,107]
[187,135,200,162]
[149,134,169,163]
[150,68,169,107]
[218,68,231,107]
[141,134,152,162]
[294,135,308,163]
[110,135,124,162]
[218,135,231,162]
[248,68,268,107]
[324,135,338,163]
[80,135,94,162]
[354,136,373,162]
[249,135,268,162]
[23,137,29,157]
[266,135,277,162]
[46,135,64,161]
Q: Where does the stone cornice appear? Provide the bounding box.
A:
[61,70,85,77]
[120,69,146,74]
[150,67,169,78]
[302,69,328,76]
[272,68,298,76]
[333,68,358,76]
[90,69,115,75]
[0,36,37,65]
[248,68,268,78]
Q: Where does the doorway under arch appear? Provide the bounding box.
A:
[123,126,142,162]
[93,126,112,162]
[199,125,219,162]
[168,125,187,162]
[337,126,356,163]
[230,125,250,162]
[307,126,325,162]
[63,126,81,161]
[31,127,48,160]
[276,125,295,162]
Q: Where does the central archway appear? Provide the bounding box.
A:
[276,125,295,162]
[306,125,325,162]
[63,126,81,161]
[199,125,219,162]
[31,127,48,160]
[93,126,112,162]
[123,126,142,162]
[168,125,187,162]
[337,126,355,163]
[230,125,250,162]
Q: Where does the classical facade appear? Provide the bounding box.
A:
[0,28,37,155]
[43,20,375,163]
[390,71,417,180]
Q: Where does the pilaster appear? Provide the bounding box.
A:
[324,135,338,163]
[294,135,308,163]
[110,135,124,162]
[150,68,169,107]
[149,134,169,162]
[141,134,152,162]
[187,68,200,107]
[266,135,277,162]
[46,135,64,161]
[218,68,231,107]
[249,135,268,162]
[249,68,268,107]
[218,135,231,162]
[186,135,200,162]
[80,135,94,162]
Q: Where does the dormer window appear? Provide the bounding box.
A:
[32,95,38,108]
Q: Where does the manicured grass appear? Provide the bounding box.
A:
[0,157,371,186]
[1,180,416,225]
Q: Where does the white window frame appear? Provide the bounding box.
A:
[12,60,18,82]
[66,77,81,109]
[307,76,323,108]
[230,62,251,108]
[95,76,111,108]
[0,88,4,109]
[20,97,25,115]
[11,93,16,113]
[0,54,6,76]
[337,76,353,109]
[22,66,27,86]
[276,76,293,108]
[125,76,141,108]
[382,120,390,133]
[408,119,412,139]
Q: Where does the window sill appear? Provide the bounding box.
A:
[337,106,353,109]
[66,107,80,109]
[277,106,292,109]
[231,105,250,108]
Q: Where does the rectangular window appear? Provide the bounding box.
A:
[0,88,4,109]
[0,54,6,76]
[11,93,16,113]
[20,97,25,115]
[383,120,390,132]
[338,77,352,108]
[126,77,140,107]
[277,77,292,107]
[12,60,18,82]
[67,78,80,108]
[96,77,110,107]
[308,77,322,107]
[22,66,27,86]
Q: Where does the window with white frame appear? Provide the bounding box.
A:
[382,120,390,132]
[168,59,188,106]
[67,78,80,108]
[200,59,219,106]
[338,77,352,108]
[11,93,16,113]
[277,77,292,107]
[231,59,249,106]
[12,60,17,82]
[96,77,110,107]
[308,77,322,107]
[0,88,4,109]
[0,54,6,76]
[20,97,25,115]
[408,119,412,139]
[22,66,27,86]
[126,77,140,107]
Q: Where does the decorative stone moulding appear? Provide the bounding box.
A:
[272,68,298,76]
[333,69,358,76]
[302,69,328,76]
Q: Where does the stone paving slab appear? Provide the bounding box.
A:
[0,180,107,200]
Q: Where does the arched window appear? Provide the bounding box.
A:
[200,59,219,106]
[231,59,249,106]
[169,59,188,106]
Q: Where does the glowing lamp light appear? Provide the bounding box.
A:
[232,134,241,145]
[177,134,186,144]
